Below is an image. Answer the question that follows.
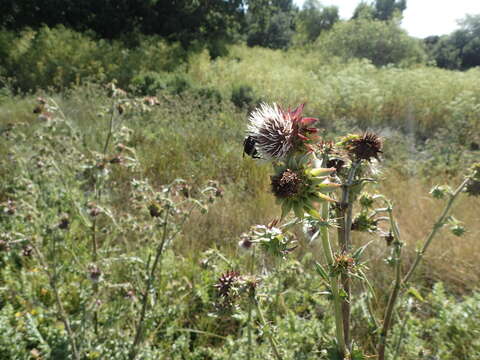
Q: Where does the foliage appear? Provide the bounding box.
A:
[316,18,427,66]
[0,0,245,52]
[429,14,480,70]
[0,27,479,358]
[0,26,185,92]
[352,0,406,21]
[245,0,296,49]
[294,0,339,44]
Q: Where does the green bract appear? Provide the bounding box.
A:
[270,154,340,219]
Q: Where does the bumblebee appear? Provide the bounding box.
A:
[243,136,261,159]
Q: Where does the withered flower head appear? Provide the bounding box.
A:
[271,168,303,199]
[0,239,9,252]
[58,214,70,230]
[148,203,162,218]
[88,265,102,282]
[465,163,480,196]
[382,231,395,246]
[214,271,241,298]
[22,245,33,257]
[247,103,318,160]
[342,132,382,162]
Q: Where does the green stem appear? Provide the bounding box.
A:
[377,208,402,360]
[254,296,282,360]
[129,208,170,360]
[403,178,469,284]
[337,161,360,350]
[320,202,346,358]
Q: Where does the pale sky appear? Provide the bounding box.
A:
[294,0,480,38]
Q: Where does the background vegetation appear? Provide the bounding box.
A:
[0,0,479,359]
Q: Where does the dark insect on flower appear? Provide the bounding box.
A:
[243,136,261,159]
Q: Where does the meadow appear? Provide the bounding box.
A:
[0,28,480,359]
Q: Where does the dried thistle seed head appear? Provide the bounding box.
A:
[238,237,253,251]
[89,207,101,217]
[271,169,303,198]
[22,245,33,257]
[88,265,102,282]
[343,132,383,161]
[214,271,241,298]
[58,214,70,230]
[465,179,480,196]
[382,231,395,246]
[148,203,162,218]
[0,239,9,252]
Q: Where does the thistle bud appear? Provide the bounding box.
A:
[450,224,466,237]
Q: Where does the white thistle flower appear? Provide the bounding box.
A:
[246,103,319,160]
[247,103,294,160]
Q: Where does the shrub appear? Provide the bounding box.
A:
[231,84,258,109]
[316,18,427,66]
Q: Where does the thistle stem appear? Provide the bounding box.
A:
[337,161,360,349]
[320,202,346,358]
[402,178,469,284]
[253,296,282,360]
[377,207,402,360]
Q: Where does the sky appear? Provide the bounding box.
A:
[293,0,480,38]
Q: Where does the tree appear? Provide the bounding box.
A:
[246,0,297,49]
[295,0,339,44]
[352,0,406,21]
[430,14,480,70]
[0,0,246,54]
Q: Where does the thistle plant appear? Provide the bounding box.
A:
[243,102,477,359]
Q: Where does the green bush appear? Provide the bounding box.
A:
[0,27,186,92]
[316,18,427,66]
[230,84,258,109]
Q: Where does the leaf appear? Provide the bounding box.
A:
[358,269,376,300]
[407,287,424,302]
[280,200,293,219]
[352,240,373,264]
[293,201,304,219]
[315,262,329,281]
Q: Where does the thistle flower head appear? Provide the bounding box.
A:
[214,271,241,298]
[271,168,303,199]
[340,132,383,162]
[270,154,339,219]
[247,103,319,160]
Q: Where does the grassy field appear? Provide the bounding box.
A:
[0,43,479,359]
